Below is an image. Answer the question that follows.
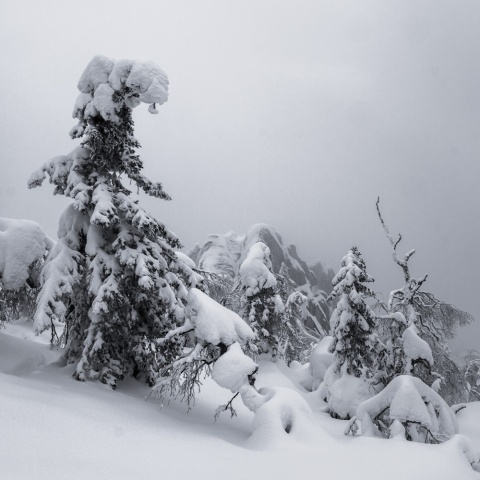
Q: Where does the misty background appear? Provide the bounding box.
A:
[1,0,479,355]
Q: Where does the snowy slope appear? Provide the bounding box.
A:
[1,320,479,480]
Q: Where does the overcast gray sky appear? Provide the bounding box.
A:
[1,0,479,355]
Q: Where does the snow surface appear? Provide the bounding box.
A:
[1,321,480,479]
[0,218,50,290]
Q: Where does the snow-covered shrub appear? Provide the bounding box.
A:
[28,55,202,388]
[0,218,51,291]
[0,218,52,327]
[322,248,383,418]
[346,375,458,444]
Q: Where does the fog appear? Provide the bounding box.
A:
[1,0,479,355]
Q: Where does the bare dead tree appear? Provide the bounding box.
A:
[376,198,473,404]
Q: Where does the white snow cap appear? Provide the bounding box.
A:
[175,251,196,269]
[402,324,433,366]
[212,342,257,392]
[186,288,254,346]
[73,55,169,126]
[0,218,49,290]
[239,242,276,296]
[77,55,115,94]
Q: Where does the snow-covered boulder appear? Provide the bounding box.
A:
[0,218,52,290]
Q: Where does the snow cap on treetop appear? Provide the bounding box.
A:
[239,242,277,297]
[74,55,169,125]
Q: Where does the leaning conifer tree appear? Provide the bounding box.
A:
[28,55,201,388]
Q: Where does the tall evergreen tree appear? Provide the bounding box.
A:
[28,56,201,388]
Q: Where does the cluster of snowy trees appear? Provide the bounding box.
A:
[0,56,478,457]
[320,205,474,442]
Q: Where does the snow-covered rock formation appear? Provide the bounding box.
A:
[187,224,334,336]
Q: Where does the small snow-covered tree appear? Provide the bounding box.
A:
[321,247,384,418]
[239,242,285,358]
[28,56,201,388]
[328,247,380,377]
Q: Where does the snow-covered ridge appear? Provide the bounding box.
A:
[187,223,334,336]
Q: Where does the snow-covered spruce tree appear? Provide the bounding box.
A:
[239,242,285,359]
[28,56,201,388]
[322,247,384,419]
[376,198,472,404]
[329,248,381,377]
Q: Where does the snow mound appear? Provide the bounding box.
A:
[239,242,276,296]
[186,288,254,346]
[212,343,257,392]
[247,386,313,447]
[0,218,49,290]
[329,373,373,419]
[0,331,61,376]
